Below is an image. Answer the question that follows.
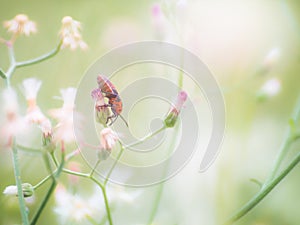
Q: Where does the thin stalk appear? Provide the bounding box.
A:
[224,151,300,225]
[16,144,43,155]
[91,177,113,225]
[104,145,124,186]
[16,42,62,68]
[124,126,166,149]
[148,124,180,225]
[12,142,29,225]
[30,150,65,225]
[264,96,300,185]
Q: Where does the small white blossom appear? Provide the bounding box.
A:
[100,128,119,151]
[3,14,37,36]
[49,88,78,144]
[0,88,27,146]
[54,184,101,224]
[260,78,281,97]
[22,78,42,104]
[3,185,17,196]
[3,183,34,197]
[59,16,88,50]
[21,78,52,136]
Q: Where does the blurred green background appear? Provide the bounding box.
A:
[1,0,300,225]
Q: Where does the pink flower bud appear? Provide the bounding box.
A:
[164,90,188,127]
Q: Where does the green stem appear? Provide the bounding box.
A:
[16,144,43,155]
[104,145,124,186]
[101,186,113,225]
[33,174,52,190]
[90,177,113,225]
[148,124,180,225]
[16,42,62,68]
[30,150,65,225]
[62,168,90,178]
[264,96,300,185]
[148,182,164,224]
[12,142,30,225]
[124,126,166,149]
[224,151,300,225]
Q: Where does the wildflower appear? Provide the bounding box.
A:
[3,183,34,198]
[91,88,110,126]
[59,16,88,50]
[257,78,281,101]
[21,78,52,137]
[54,184,101,224]
[0,88,27,146]
[164,91,188,127]
[49,88,78,144]
[100,128,118,151]
[3,14,37,37]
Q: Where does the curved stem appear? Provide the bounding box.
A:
[90,177,113,225]
[30,150,65,225]
[16,42,62,68]
[123,126,166,149]
[12,142,29,225]
[104,144,124,186]
[224,151,300,225]
[264,96,300,185]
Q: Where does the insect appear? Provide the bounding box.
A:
[97,75,128,127]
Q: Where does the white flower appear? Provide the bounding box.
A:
[54,184,101,224]
[59,16,88,50]
[260,78,281,97]
[3,14,37,36]
[100,128,119,151]
[49,88,78,144]
[0,88,27,146]
[21,78,52,136]
[105,184,141,208]
[3,185,17,196]
[3,183,34,197]
[22,78,42,104]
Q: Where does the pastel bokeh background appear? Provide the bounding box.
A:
[1,0,300,225]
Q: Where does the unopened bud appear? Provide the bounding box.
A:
[91,88,110,126]
[164,91,188,127]
[97,148,111,161]
[42,133,55,153]
[3,183,34,198]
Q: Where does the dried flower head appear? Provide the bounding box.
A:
[59,16,88,50]
[3,14,37,36]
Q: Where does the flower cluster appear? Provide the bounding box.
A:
[59,16,88,50]
[3,14,37,37]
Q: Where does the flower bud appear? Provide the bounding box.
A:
[164,91,188,127]
[3,183,34,198]
[97,148,111,161]
[91,88,110,126]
